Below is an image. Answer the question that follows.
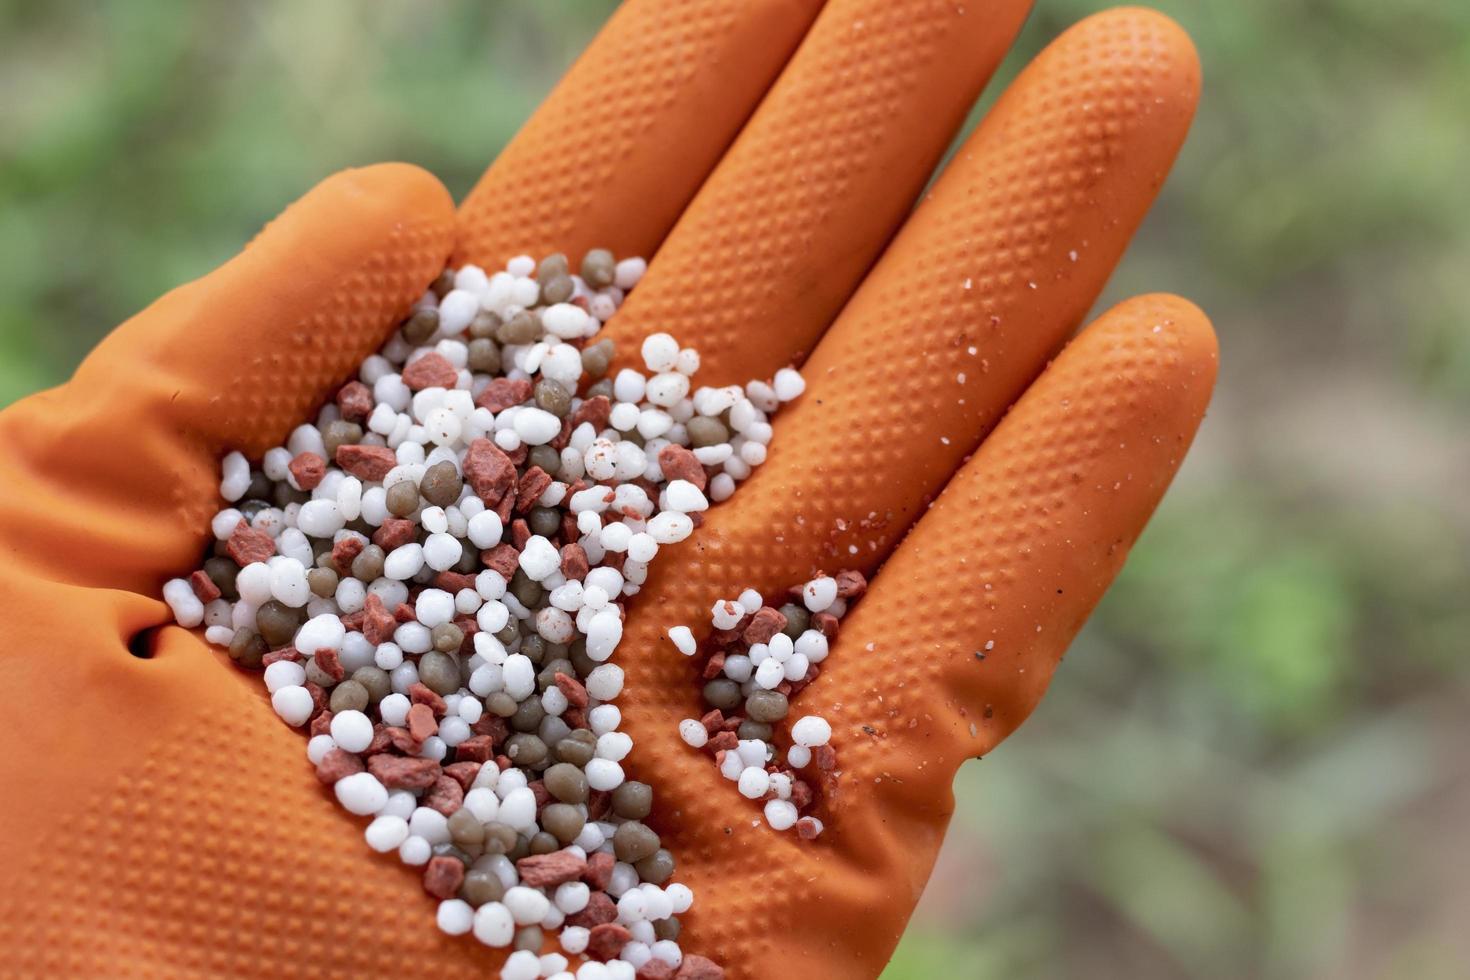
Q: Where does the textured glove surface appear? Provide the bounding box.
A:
[0,3,1215,977]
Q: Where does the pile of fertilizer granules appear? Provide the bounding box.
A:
[671,571,863,839]
[163,250,807,980]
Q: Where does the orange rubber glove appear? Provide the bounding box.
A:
[0,3,1215,978]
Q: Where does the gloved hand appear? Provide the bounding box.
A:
[0,2,1215,977]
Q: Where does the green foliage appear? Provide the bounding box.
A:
[883,5,1470,971]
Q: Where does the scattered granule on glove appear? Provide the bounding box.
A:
[672,571,864,837]
[163,250,797,979]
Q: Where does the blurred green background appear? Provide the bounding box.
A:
[2,2,1466,977]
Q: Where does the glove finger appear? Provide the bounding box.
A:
[613,5,1200,728]
[848,295,1219,770]
[595,0,1035,386]
[604,10,1202,969]
[456,0,824,267]
[627,295,1217,978]
[770,5,1203,561]
[698,5,1200,576]
[778,295,1217,964]
[0,164,454,595]
[0,593,501,977]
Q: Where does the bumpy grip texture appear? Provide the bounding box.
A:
[0,7,1213,980]
[598,0,1035,386]
[613,293,1217,977]
[457,0,823,267]
[605,9,1206,975]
